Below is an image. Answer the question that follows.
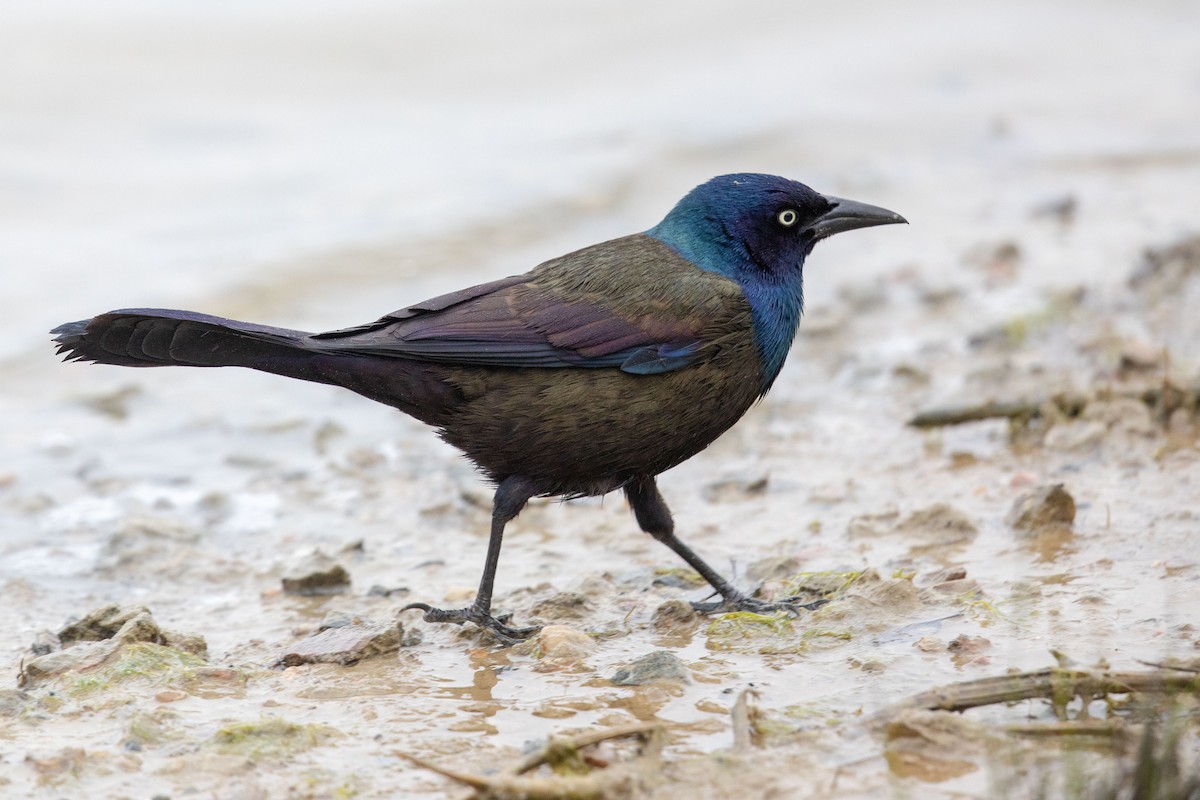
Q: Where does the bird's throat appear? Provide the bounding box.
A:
[743,275,804,393]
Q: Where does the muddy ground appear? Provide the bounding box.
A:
[2,3,1200,798]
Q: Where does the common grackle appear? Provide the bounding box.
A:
[52,174,905,641]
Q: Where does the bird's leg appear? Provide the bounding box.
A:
[403,476,542,642]
[624,476,824,616]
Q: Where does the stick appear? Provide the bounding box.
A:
[397,722,663,800]
[907,383,1198,429]
[879,667,1200,719]
[508,722,661,776]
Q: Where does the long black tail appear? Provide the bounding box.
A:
[51,308,459,425]
[51,309,313,369]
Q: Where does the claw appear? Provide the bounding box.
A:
[690,593,828,617]
[401,601,542,643]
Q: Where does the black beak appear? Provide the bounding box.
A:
[807,195,907,240]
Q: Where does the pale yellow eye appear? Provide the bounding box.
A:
[777,209,798,227]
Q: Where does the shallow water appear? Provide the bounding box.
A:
[2,2,1200,797]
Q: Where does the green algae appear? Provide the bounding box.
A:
[211,717,342,760]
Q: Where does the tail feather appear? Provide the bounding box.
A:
[51,308,462,426]
[51,309,311,369]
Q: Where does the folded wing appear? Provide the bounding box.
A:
[312,275,706,375]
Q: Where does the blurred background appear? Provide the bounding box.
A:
[3,0,1196,355]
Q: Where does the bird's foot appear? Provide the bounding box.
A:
[691,592,828,617]
[402,601,542,643]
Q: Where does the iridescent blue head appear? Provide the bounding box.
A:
[648,173,905,390]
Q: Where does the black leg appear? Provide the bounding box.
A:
[404,476,542,642]
[625,476,823,616]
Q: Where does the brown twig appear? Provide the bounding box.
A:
[1134,658,1200,674]
[878,667,1200,720]
[908,398,1063,428]
[907,383,1199,428]
[398,722,663,800]
[508,722,661,776]
[1004,720,1133,738]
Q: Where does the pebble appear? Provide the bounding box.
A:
[1006,484,1075,531]
[651,599,698,634]
[281,552,351,596]
[611,650,690,686]
[275,620,404,667]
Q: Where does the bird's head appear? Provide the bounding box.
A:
[648,173,906,389]
[648,173,905,286]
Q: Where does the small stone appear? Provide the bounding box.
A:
[275,620,403,667]
[895,504,978,547]
[949,635,992,668]
[20,640,117,686]
[611,650,690,686]
[155,690,186,703]
[947,635,991,655]
[920,566,967,585]
[528,625,595,662]
[1006,484,1075,531]
[1118,340,1162,372]
[281,552,351,596]
[529,592,590,621]
[932,579,982,597]
[915,636,944,653]
[59,604,150,644]
[651,599,698,634]
[114,612,168,645]
[514,625,595,673]
[30,631,59,656]
[23,605,208,687]
[161,631,208,658]
[1044,420,1106,452]
[702,475,769,503]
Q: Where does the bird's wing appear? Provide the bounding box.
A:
[311,280,706,374]
[310,236,743,375]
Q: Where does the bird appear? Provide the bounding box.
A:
[52,173,905,641]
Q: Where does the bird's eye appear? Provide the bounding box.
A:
[777,209,799,227]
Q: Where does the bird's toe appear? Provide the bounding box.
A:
[691,594,827,617]
[401,601,541,643]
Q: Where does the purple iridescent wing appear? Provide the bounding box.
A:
[310,235,736,375]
